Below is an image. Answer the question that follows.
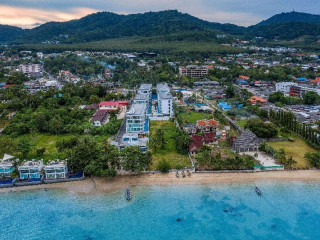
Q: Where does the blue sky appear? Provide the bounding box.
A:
[0,0,319,28]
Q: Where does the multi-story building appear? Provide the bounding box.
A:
[157,83,174,117]
[275,82,298,95]
[18,160,43,180]
[126,103,147,133]
[179,65,208,78]
[19,64,41,75]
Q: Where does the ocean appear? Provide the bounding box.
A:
[1,182,320,240]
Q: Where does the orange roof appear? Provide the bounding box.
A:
[197,120,207,126]
[249,96,267,103]
[239,75,250,80]
[207,119,219,126]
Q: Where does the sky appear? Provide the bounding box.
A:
[0,0,319,28]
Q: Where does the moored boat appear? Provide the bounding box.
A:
[126,187,131,201]
[255,186,262,196]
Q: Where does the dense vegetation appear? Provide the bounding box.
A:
[0,25,24,43]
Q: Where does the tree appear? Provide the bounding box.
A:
[305,152,320,168]
[121,146,151,173]
[245,119,278,138]
[36,148,46,157]
[225,85,235,99]
[176,130,191,154]
[17,139,31,159]
[303,91,320,105]
[196,145,212,168]
[6,72,29,85]
[151,129,166,151]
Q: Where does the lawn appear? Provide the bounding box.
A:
[149,121,191,170]
[236,120,247,129]
[268,134,317,168]
[179,111,212,124]
[0,133,112,163]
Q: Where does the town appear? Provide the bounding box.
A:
[1,45,320,187]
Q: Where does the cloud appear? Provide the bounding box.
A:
[0,5,98,28]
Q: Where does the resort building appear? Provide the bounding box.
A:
[138,84,152,96]
[0,154,15,179]
[156,83,174,117]
[232,130,261,152]
[179,65,208,78]
[119,133,148,152]
[133,93,150,104]
[44,160,68,179]
[18,160,43,180]
[126,103,148,133]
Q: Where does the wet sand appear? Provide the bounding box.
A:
[1,170,320,195]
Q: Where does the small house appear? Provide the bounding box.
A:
[44,160,68,179]
[18,160,43,180]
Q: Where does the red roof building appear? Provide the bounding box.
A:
[99,101,129,111]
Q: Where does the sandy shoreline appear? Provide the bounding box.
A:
[1,170,320,195]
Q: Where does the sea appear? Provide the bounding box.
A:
[1,182,320,240]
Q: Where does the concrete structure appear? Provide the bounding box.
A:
[19,64,41,74]
[179,65,208,78]
[275,82,298,95]
[157,83,174,117]
[126,103,147,133]
[119,133,148,152]
[44,160,68,179]
[18,160,43,180]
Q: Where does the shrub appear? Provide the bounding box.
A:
[157,159,172,173]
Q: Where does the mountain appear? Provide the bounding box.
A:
[14,10,245,44]
[0,25,24,43]
[257,11,320,26]
[2,10,320,45]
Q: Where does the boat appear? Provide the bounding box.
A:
[255,186,262,196]
[126,187,132,201]
[182,170,186,178]
[176,170,180,178]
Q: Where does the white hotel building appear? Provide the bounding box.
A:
[157,83,174,117]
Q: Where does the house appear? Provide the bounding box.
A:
[189,140,203,157]
[99,101,129,111]
[196,119,219,132]
[91,110,109,127]
[18,160,43,181]
[232,130,260,152]
[85,104,99,110]
[249,96,267,105]
[183,124,197,135]
[44,160,68,179]
[204,132,218,145]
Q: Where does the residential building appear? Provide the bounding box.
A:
[44,160,68,179]
[91,110,109,127]
[0,154,15,179]
[179,65,208,78]
[119,133,148,152]
[99,101,129,111]
[157,83,174,117]
[232,130,260,152]
[249,96,267,105]
[19,64,41,74]
[126,103,147,133]
[275,82,298,95]
[18,160,43,180]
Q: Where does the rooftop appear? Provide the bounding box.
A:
[127,103,147,116]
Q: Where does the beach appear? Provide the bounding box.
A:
[1,170,320,195]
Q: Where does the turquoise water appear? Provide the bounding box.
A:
[1,182,320,239]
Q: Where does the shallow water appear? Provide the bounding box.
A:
[1,182,320,240]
